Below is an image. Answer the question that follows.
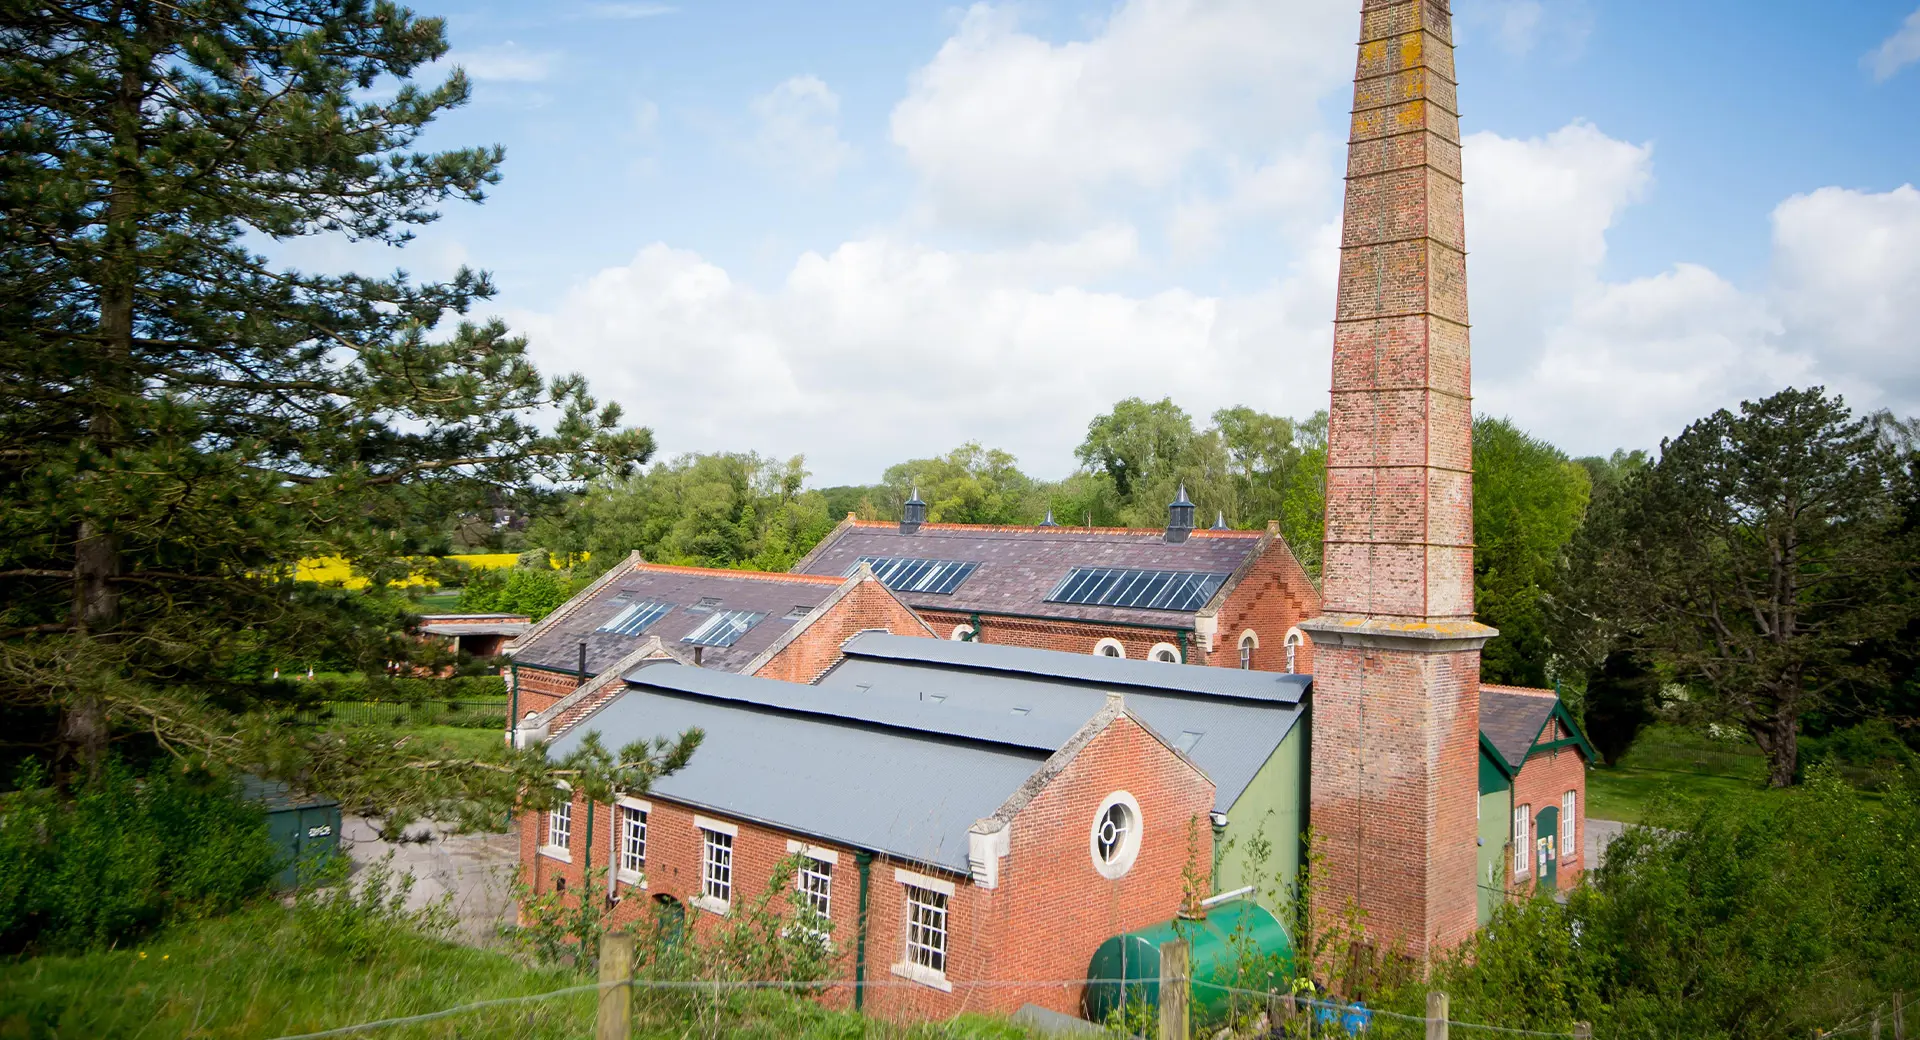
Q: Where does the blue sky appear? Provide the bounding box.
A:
[291,0,1920,485]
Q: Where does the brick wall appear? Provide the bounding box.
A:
[1510,746,1587,892]
[1308,641,1482,960]
[916,608,1191,665]
[513,665,582,718]
[1213,539,1323,675]
[516,710,1210,1022]
[754,579,935,683]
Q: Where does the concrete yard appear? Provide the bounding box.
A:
[340,815,519,945]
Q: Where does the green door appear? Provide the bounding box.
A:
[1534,805,1559,889]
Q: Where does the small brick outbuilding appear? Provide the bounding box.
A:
[1476,684,1595,920]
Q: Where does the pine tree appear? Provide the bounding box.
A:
[0,2,674,809]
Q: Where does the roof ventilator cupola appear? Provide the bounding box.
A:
[900,487,927,534]
[1211,510,1229,531]
[1038,510,1059,528]
[1165,484,1195,544]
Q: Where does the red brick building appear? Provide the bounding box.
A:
[792,505,1321,675]
[1477,685,1593,917]
[501,555,935,736]
[522,665,1213,1019]
[417,613,529,659]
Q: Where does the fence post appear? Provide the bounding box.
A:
[1574,1023,1593,1039]
[596,929,634,1040]
[1158,939,1190,1040]
[1874,1007,1883,1040]
[1426,990,1449,1040]
[1894,992,1906,1040]
[1271,990,1295,1032]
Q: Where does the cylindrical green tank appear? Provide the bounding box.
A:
[1083,900,1293,1025]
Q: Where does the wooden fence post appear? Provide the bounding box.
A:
[1874,1007,1883,1040]
[596,929,634,1040]
[1157,939,1190,1040]
[1270,990,1295,1033]
[1894,992,1906,1040]
[1426,990,1449,1040]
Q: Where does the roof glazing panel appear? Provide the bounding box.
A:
[1046,567,1228,612]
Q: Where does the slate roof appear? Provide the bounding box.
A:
[1479,685,1560,770]
[506,560,847,676]
[812,634,1307,812]
[548,667,1076,874]
[793,520,1269,626]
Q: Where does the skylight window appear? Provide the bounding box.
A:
[683,610,765,648]
[1046,568,1229,612]
[598,600,673,636]
[855,556,979,595]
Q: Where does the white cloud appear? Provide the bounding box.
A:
[888,0,1353,231]
[751,75,854,180]
[1865,6,1920,81]
[446,42,557,83]
[1770,185,1920,401]
[509,228,1334,483]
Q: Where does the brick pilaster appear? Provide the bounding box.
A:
[1301,0,1496,964]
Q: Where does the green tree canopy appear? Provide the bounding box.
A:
[533,452,834,577]
[878,442,1036,525]
[1473,417,1592,687]
[1551,388,1916,786]
[0,1,668,813]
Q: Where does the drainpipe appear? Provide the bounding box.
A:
[1178,630,1189,663]
[584,796,595,909]
[853,851,874,1011]
[967,612,983,642]
[577,640,588,679]
[507,662,520,730]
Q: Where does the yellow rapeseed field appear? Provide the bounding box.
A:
[293,553,526,588]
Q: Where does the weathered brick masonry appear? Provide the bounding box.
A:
[1300,0,1497,962]
[1511,743,1587,893]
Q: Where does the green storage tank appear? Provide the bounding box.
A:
[243,775,342,889]
[1083,900,1293,1025]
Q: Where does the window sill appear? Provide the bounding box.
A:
[615,870,647,889]
[691,894,731,917]
[891,961,953,993]
[538,845,572,864]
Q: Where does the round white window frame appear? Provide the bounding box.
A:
[1089,790,1144,879]
[1092,637,1127,659]
[950,624,975,641]
[1148,641,1181,663]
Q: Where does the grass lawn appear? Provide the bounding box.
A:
[1587,724,1788,824]
[0,903,1042,1039]
[393,724,508,759]
[0,903,590,1039]
[412,588,463,613]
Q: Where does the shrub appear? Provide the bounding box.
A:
[0,760,279,952]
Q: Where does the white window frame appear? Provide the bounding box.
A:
[694,816,737,914]
[786,840,835,935]
[1148,641,1181,663]
[949,624,974,641]
[1513,804,1531,877]
[1284,627,1305,673]
[540,797,572,862]
[615,797,649,886]
[1092,637,1126,659]
[1562,790,1578,859]
[891,868,956,991]
[1089,790,1144,879]
[1238,630,1258,670]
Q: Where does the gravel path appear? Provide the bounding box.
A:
[340,815,519,945]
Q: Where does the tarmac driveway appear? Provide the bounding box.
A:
[340,815,519,945]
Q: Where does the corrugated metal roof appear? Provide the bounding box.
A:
[838,632,1310,705]
[510,565,844,676]
[813,648,1304,813]
[548,678,1052,874]
[795,523,1265,626]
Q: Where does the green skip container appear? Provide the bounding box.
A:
[1082,900,1294,1025]
[243,775,342,889]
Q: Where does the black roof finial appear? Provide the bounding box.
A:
[1212,510,1228,530]
[901,486,927,534]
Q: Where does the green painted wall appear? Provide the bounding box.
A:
[1477,749,1513,926]
[1213,716,1309,914]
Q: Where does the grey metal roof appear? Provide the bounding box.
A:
[795,522,1266,626]
[838,632,1310,705]
[549,672,1055,874]
[509,565,846,676]
[813,642,1306,813]
[423,622,531,637]
[1480,686,1557,770]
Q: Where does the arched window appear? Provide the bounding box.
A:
[1149,642,1180,663]
[1283,627,1305,673]
[1237,630,1258,670]
[1093,638,1126,659]
[950,624,975,641]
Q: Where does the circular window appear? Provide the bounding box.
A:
[1149,642,1180,663]
[1088,791,1143,879]
[1093,638,1126,659]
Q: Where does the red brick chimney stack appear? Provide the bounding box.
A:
[1298,0,1498,961]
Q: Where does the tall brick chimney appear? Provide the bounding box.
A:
[1298,0,1497,962]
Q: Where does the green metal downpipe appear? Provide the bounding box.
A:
[1178,630,1189,663]
[508,662,520,729]
[967,612,983,642]
[854,851,874,1011]
[584,797,595,907]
